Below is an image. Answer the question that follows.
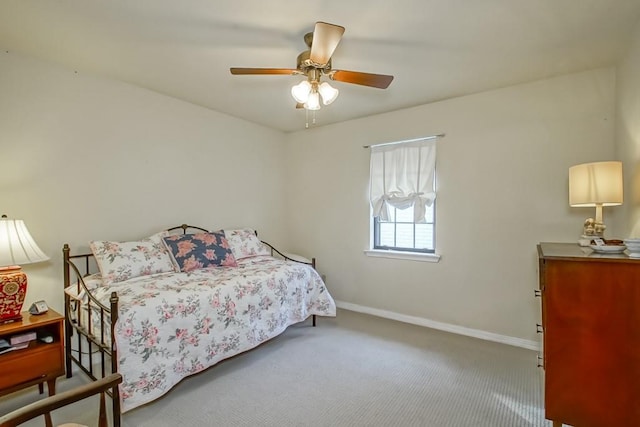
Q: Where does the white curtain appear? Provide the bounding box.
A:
[369,138,436,223]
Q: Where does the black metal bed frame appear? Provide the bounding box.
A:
[62,224,317,426]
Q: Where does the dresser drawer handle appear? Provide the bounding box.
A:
[534,289,541,298]
[536,354,544,368]
[536,323,543,334]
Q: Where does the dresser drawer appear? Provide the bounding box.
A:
[0,343,63,389]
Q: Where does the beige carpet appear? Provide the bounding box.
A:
[0,309,550,426]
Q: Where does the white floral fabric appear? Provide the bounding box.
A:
[83,255,335,412]
[223,229,271,259]
[90,232,176,286]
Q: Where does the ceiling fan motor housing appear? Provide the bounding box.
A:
[297,50,332,75]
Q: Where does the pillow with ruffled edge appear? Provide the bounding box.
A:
[223,228,271,260]
[162,231,238,272]
[64,273,103,303]
[90,231,176,286]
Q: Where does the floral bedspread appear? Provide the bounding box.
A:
[86,256,336,412]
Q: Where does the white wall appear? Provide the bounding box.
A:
[0,51,288,313]
[285,68,616,343]
[616,22,640,237]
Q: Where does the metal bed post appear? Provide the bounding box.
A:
[63,244,73,378]
[311,257,317,327]
[110,291,120,426]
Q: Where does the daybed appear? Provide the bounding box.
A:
[63,225,336,421]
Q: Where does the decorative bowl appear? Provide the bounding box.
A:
[590,244,626,254]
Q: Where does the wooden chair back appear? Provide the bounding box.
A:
[0,374,122,427]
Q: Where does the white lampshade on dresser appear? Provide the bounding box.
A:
[569,161,623,240]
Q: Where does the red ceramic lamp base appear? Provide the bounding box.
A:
[0,267,27,323]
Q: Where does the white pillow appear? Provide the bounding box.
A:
[223,228,271,260]
[90,231,176,286]
[64,273,103,302]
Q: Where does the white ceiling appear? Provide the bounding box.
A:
[1,1,640,133]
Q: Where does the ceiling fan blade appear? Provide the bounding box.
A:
[296,103,304,109]
[330,70,394,89]
[230,68,298,75]
[309,22,345,66]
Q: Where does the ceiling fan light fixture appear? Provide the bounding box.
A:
[318,81,339,105]
[291,80,312,104]
[305,91,321,110]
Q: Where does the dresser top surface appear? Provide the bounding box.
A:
[538,242,640,262]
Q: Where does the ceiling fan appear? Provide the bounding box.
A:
[230,22,394,110]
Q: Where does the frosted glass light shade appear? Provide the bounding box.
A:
[318,82,339,105]
[305,91,321,110]
[291,80,311,104]
[569,161,623,207]
[0,217,49,267]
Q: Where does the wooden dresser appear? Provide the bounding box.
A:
[537,243,640,426]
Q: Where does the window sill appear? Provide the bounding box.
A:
[364,249,441,263]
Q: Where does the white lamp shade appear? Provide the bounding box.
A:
[569,161,623,207]
[0,218,49,267]
[291,80,311,104]
[305,91,321,110]
[318,82,339,105]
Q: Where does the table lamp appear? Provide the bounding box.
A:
[569,161,623,245]
[0,215,49,323]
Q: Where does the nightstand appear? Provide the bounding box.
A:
[0,310,65,398]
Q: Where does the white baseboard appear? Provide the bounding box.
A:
[335,300,540,351]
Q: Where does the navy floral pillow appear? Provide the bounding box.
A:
[162,232,238,272]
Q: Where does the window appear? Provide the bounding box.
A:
[373,200,435,252]
[368,136,438,254]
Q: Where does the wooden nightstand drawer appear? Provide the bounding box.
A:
[0,342,63,389]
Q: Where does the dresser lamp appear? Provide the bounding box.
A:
[0,215,49,323]
[569,161,623,245]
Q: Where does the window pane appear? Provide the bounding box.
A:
[395,224,414,247]
[379,223,395,247]
[383,206,396,222]
[425,204,434,222]
[395,207,413,222]
[415,224,434,250]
